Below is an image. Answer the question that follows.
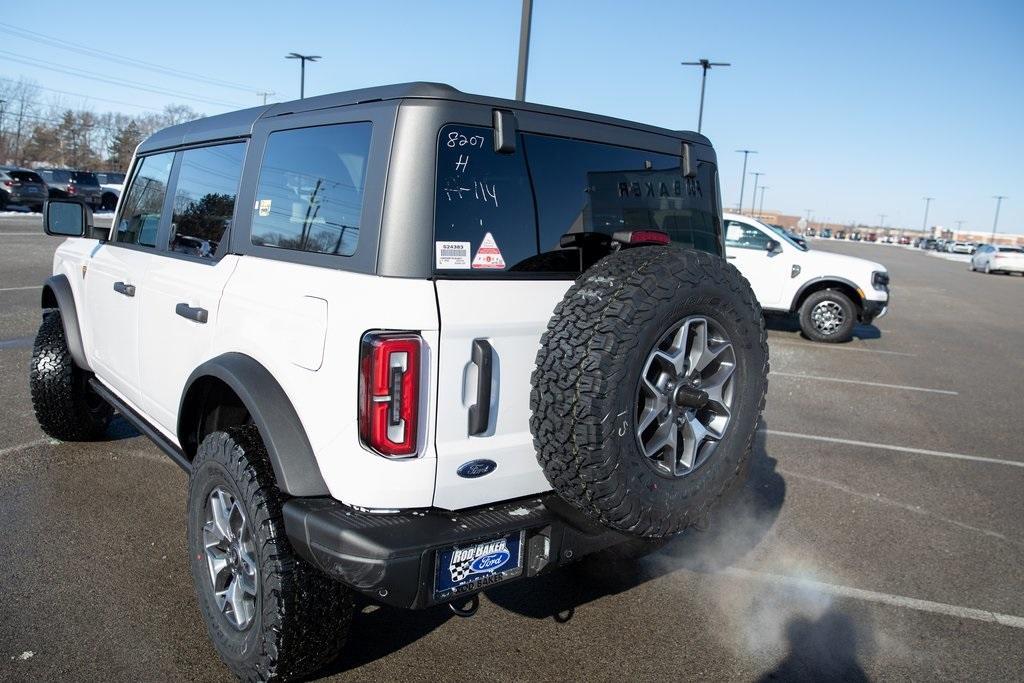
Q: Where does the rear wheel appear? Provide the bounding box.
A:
[188,426,353,681]
[799,289,856,343]
[29,310,112,440]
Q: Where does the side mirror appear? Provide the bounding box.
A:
[765,239,782,253]
[44,199,91,237]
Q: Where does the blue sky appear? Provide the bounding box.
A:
[3,0,1022,233]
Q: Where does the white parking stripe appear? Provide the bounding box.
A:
[0,232,45,236]
[721,567,1024,629]
[764,429,1024,468]
[0,285,42,292]
[768,340,914,357]
[0,438,51,457]
[771,371,957,395]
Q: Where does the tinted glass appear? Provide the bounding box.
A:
[434,125,538,273]
[10,170,44,183]
[72,172,100,187]
[42,169,71,183]
[725,220,772,250]
[168,143,245,259]
[998,246,1023,253]
[251,122,371,256]
[115,152,174,247]
[525,134,720,271]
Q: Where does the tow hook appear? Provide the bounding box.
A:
[448,594,480,618]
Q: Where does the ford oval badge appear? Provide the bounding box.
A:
[457,459,497,478]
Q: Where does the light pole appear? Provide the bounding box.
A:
[681,59,730,133]
[879,214,886,231]
[758,186,768,217]
[286,53,321,99]
[955,219,964,238]
[749,172,764,217]
[991,195,1007,244]
[921,196,933,234]
[515,0,533,101]
[735,149,757,212]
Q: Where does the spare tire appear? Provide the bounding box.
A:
[530,246,768,538]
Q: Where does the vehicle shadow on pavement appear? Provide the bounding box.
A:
[755,608,871,683]
[764,313,881,342]
[486,423,786,619]
[105,415,144,441]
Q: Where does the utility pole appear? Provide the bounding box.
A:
[680,59,731,133]
[921,196,933,234]
[758,186,768,217]
[735,149,757,212]
[991,195,1007,244]
[879,213,886,230]
[257,91,275,105]
[955,219,964,238]
[286,53,321,99]
[515,0,533,101]
[0,98,5,163]
[749,172,764,217]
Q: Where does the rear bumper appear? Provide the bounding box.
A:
[282,494,628,609]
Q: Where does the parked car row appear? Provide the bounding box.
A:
[805,228,910,245]
[913,238,982,254]
[0,165,125,212]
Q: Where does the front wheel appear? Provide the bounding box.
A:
[29,310,112,440]
[799,289,857,343]
[188,426,353,681]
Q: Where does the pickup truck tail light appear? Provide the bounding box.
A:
[359,333,421,457]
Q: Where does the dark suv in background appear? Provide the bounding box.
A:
[0,166,49,211]
[36,168,103,209]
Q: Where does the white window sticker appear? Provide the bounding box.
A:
[726,223,743,242]
[472,232,506,269]
[257,199,272,217]
[435,241,471,269]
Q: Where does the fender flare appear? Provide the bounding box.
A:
[40,274,91,371]
[790,276,863,312]
[180,353,330,497]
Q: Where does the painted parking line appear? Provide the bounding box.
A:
[0,438,52,457]
[0,337,33,350]
[0,232,45,236]
[768,339,914,357]
[771,371,957,396]
[0,285,42,292]
[764,429,1024,468]
[721,567,1024,629]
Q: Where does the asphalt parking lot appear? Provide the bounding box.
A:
[1,215,1022,681]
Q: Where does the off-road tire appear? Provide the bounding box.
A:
[530,246,768,538]
[29,310,112,440]
[188,426,354,681]
[798,289,857,343]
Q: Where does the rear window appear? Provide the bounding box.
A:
[71,172,100,186]
[998,247,1022,253]
[9,170,43,183]
[42,169,71,183]
[433,124,721,276]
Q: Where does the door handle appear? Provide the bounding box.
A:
[113,281,136,297]
[175,303,208,324]
[726,255,736,260]
[467,339,493,436]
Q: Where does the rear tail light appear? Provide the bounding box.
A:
[2,180,12,188]
[66,184,77,195]
[359,333,421,457]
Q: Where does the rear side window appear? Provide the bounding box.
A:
[9,171,43,183]
[115,152,174,247]
[168,143,245,259]
[250,122,371,257]
[434,125,537,273]
[725,220,772,250]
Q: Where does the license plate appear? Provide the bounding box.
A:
[433,530,524,602]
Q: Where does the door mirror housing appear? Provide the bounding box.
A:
[765,239,782,254]
[44,199,92,237]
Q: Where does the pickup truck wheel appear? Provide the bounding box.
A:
[188,426,353,681]
[29,310,112,440]
[799,289,856,343]
[531,246,768,538]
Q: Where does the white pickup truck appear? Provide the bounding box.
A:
[723,213,890,342]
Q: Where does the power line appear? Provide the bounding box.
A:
[0,21,262,93]
[0,78,163,113]
[0,50,246,109]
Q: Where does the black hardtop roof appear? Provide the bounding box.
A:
[137,81,709,153]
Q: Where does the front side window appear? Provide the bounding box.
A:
[168,143,245,259]
[115,152,174,247]
[250,122,371,257]
[725,220,772,250]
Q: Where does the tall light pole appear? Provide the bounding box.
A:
[681,59,730,133]
[286,53,321,99]
[749,172,764,217]
[955,219,964,237]
[515,0,533,101]
[758,186,768,217]
[991,195,1007,244]
[735,149,757,212]
[879,213,886,231]
[921,196,933,234]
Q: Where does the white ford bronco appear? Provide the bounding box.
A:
[722,213,890,342]
[32,83,768,681]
